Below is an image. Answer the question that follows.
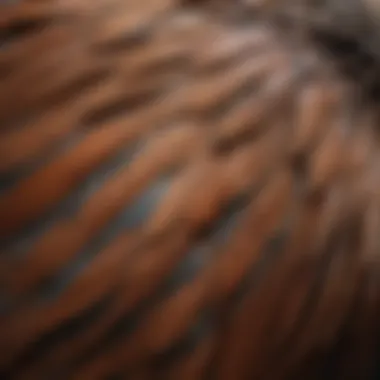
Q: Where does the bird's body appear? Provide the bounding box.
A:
[1,1,380,379]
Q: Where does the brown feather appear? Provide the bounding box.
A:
[1,1,380,379]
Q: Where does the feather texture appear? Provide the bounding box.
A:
[1,1,380,379]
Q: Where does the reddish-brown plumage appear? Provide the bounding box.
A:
[1,0,380,379]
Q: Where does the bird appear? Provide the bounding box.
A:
[1,0,380,379]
